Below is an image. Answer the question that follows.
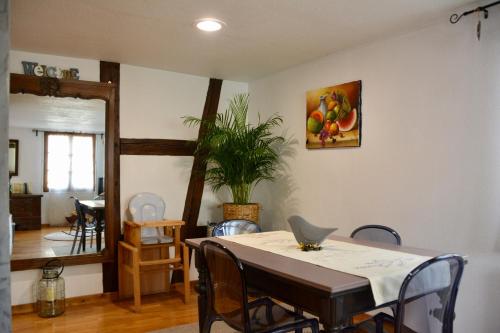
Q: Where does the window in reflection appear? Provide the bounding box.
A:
[46,133,95,192]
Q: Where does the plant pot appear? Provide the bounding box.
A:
[223,203,260,224]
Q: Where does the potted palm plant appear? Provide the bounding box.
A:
[183,93,284,223]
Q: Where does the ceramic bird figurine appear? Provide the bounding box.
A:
[288,215,337,251]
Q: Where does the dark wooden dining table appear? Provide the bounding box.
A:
[79,200,105,252]
[185,235,442,333]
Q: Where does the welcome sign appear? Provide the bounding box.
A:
[21,61,80,80]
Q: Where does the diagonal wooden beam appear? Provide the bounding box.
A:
[181,78,223,240]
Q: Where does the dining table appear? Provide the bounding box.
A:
[79,199,105,252]
[185,232,444,333]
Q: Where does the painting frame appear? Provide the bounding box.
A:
[305,80,362,149]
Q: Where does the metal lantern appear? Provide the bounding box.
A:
[37,259,65,318]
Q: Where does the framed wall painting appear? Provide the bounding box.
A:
[306,80,361,149]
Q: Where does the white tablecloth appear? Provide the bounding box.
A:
[219,231,445,306]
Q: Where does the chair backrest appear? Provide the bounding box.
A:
[200,240,250,331]
[72,197,86,226]
[212,219,261,237]
[128,193,166,238]
[394,254,465,333]
[350,224,402,245]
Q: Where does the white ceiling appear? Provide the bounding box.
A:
[9,94,105,133]
[11,0,475,81]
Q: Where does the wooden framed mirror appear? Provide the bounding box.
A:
[9,73,120,271]
[8,139,19,177]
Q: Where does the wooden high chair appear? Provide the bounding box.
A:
[118,219,190,311]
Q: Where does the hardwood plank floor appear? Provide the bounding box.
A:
[12,226,100,261]
[13,284,379,333]
[12,286,198,333]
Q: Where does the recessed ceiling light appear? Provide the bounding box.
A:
[195,18,225,32]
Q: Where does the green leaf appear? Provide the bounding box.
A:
[183,93,285,204]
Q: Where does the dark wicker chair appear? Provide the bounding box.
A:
[350,225,402,246]
[200,240,320,333]
[211,219,262,237]
[351,254,465,333]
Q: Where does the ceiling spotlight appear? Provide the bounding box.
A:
[195,18,225,32]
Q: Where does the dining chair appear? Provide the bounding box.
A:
[117,193,190,312]
[212,218,306,329]
[350,224,402,324]
[351,254,465,333]
[70,197,96,254]
[211,219,262,237]
[350,225,402,246]
[211,219,273,312]
[200,240,320,333]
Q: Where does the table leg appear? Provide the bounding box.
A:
[194,249,208,333]
[95,211,103,252]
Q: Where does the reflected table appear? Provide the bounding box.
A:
[79,200,105,252]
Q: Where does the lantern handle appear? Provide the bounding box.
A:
[43,259,64,278]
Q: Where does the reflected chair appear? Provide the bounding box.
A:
[350,225,402,246]
[200,240,320,333]
[70,197,97,254]
[211,219,262,237]
[117,193,190,311]
[351,254,465,333]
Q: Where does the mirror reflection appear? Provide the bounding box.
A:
[8,139,19,176]
[9,93,106,260]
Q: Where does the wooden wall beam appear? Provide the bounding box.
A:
[120,138,196,156]
[182,78,223,240]
[100,61,121,293]
[172,78,222,284]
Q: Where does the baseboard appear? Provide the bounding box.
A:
[12,292,118,315]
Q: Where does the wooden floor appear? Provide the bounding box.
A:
[12,226,99,261]
[12,285,380,333]
[12,286,199,333]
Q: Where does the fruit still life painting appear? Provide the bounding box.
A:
[306,80,361,148]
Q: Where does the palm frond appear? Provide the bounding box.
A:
[183,93,285,204]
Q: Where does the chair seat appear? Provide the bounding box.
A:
[246,298,314,333]
[141,235,174,245]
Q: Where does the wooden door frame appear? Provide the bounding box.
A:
[9,73,120,271]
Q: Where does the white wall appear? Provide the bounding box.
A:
[10,264,103,306]
[9,50,248,305]
[120,63,247,225]
[249,8,500,333]
[8,127,43,219]
[9,50,99,81]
